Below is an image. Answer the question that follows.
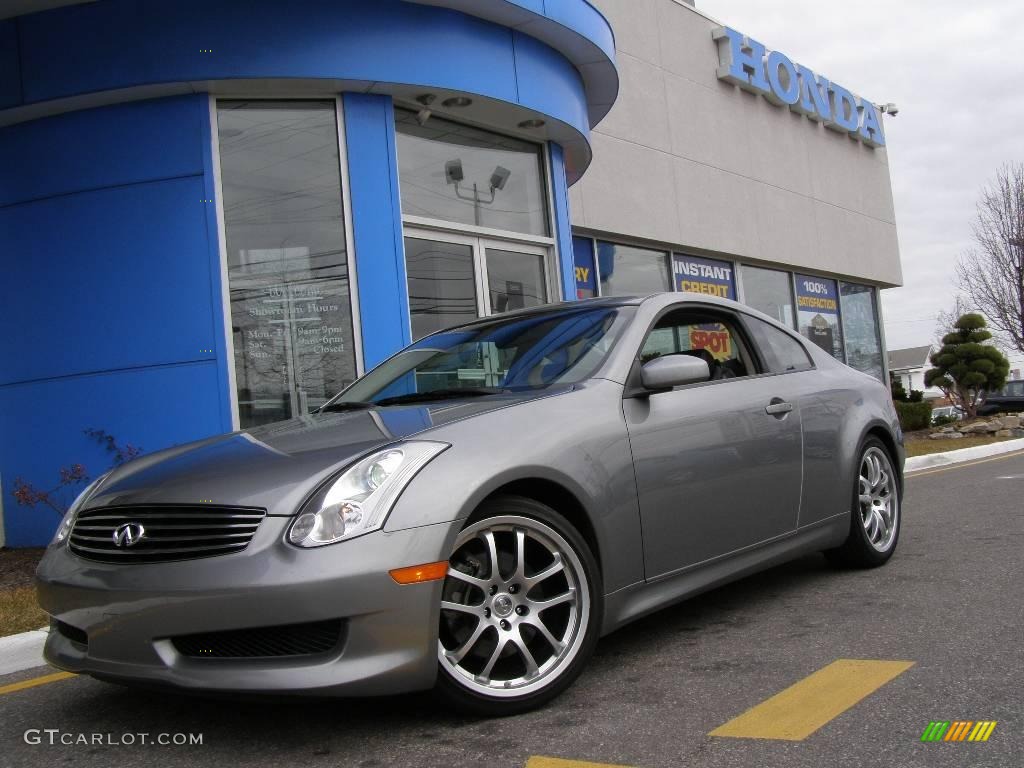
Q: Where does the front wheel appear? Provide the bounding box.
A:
[826,437,901,568]
[435,496,602,716]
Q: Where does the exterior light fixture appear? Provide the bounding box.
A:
[517,118,546,129]
[415,94,437,126]
[442,96,473,108]
[489,166,511,192]
[444,159,465,185]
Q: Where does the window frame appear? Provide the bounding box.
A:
[208,95,364,430]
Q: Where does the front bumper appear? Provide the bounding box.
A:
[36,517,457,697]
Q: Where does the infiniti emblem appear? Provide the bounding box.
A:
[113,522,146,548]
[492,594,514,619]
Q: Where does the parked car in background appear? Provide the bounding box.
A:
[931,404,966,424]
[979,380,1024,415]
[36,294,904,716]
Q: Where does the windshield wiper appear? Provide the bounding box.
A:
[373,388,508,407]
[318,400,376,413]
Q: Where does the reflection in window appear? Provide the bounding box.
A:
[217,101,356,427]
[486,249,548,313]
[339,307,633,403]
[404,238,478,341]
[394,109,548,235]
[840,282,884,381]
[740,266,795,328]
[597,242,671,296]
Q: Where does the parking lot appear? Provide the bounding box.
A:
[1,451,1021,768]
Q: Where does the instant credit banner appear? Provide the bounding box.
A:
[795,274,843,359]
[673,254,736,299]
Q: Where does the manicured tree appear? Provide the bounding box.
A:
[924,313,1010,418]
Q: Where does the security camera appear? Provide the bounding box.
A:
[445,159,464,185]
[880,102,899,117]
[490,166,511,192]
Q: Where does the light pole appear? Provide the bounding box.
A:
[445,159,511,226]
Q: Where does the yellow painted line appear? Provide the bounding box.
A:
[907,449,1024,478]
[709,659,915,741]
[0,671,76,696]
[527,758,634,768]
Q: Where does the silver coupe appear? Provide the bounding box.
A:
[37,293,904,715]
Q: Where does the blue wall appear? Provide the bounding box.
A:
[0,94,232,546]
[0,0,615,546]
[343,93,412,370]
[2,0,590,142]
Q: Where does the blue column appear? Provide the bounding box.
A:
[549,142,577,302]
[342,93,411,370]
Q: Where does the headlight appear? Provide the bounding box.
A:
[288,441,449,548]
[51,473,109,546]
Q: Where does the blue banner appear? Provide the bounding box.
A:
[672,254,736,300]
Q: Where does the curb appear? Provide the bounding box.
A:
[905,437,1024,473]
[0,627,48,676]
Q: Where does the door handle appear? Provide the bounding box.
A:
[765,399,793,416]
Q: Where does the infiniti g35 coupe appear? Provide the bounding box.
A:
[37,293,904,715]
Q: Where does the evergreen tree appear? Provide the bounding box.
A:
[924,314,1010,418]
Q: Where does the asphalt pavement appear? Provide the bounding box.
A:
[1,451,1022,768]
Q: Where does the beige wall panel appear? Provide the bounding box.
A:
[576,0,902,287]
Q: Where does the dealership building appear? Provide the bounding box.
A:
[0,0,902,546]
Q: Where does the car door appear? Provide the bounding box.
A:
[622,307,803,579]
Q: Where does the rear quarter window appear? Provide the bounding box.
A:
[745,316,814,374]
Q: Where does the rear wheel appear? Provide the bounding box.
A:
[435,496,601,716]
[826,437,901,567]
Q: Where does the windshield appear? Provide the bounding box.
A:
[332,306,632,405]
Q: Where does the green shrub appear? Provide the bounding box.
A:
[895,401,933,432]
[908,389,924,403]
[931,413,958,427]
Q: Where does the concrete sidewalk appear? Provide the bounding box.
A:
[905,436,1024,472]
[0,627,47,676]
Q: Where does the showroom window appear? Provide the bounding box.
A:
[572,237,598,299]
[596,242,672,296]
[840,281,884,380]
[394,109,556,339]
[795,274,844,361]
[215,100,358,427]
[740,265,796,328]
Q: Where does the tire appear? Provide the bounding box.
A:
[825,437,901,568]
[434,495,602,716]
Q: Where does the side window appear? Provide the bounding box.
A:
[745,316,813,373]
[640,312,752,380]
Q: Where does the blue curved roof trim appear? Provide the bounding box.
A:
[403,0,619,126]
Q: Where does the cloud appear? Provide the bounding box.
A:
[696,0,1024,355]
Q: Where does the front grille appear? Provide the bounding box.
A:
[69,505,266,563]
[172,620,345,659]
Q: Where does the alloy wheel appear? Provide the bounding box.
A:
[858,446,898,552]
[438,515,591,698]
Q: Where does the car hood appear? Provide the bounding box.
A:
[85,393,555,516]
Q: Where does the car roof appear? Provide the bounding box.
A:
[441,292,797,334]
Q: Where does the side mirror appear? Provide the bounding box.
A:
[640,355,710,391]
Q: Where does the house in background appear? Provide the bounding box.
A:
[888,346,944,400]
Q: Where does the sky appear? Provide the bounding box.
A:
[696,0,1024,367]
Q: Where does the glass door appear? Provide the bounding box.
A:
[403,227,553,341]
